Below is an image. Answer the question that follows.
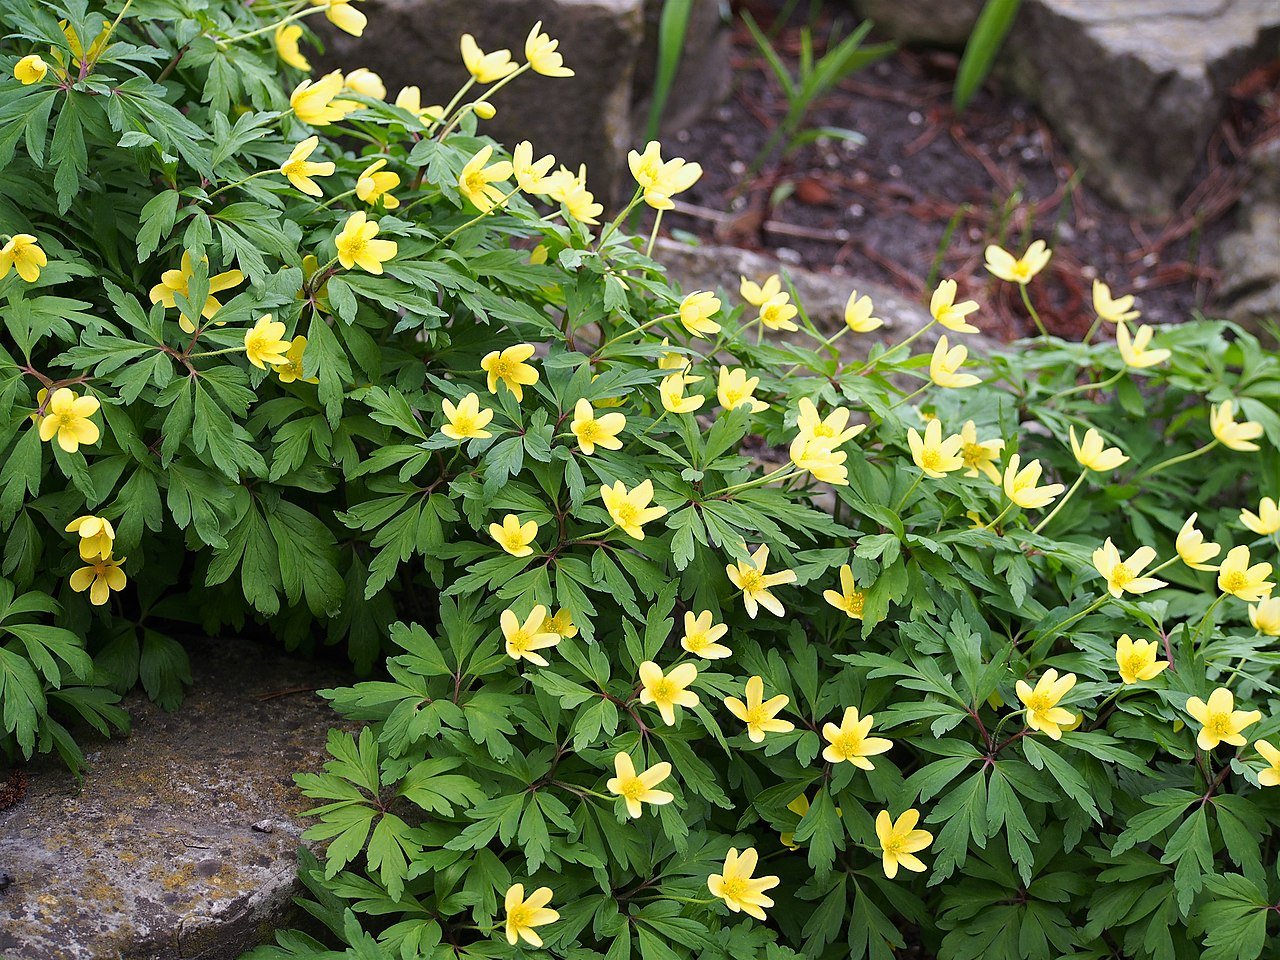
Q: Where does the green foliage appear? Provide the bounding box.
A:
[954,0,1023,112]
[2,3,1279,959]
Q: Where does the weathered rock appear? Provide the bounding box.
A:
[852,0,984,47]
[0,638,349,960]
[1217,138,1280,336]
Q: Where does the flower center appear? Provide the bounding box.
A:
[718,876,747,901]
[737,568,765,594]
[1121,652,1146,678]
[685,632,707,652]
[342,236,367,259]
[832,732,860,757]
[846,592,864,615]
[58,412,75,428]
[920,450,941,471]
[744,705,768,726]
[1109,563,1134,589]
[650,678,674,702]
[463,171,489,194]
[508,629,531,653]
[614,502,639,526]
[882,835,904,855]
[1205,714,1231,737]
[509,904,532,928]
[490,358,514,379]
[619,777,645,801]
[1221,571,1247,593]
[578,420,602,442]
[962,444,986,467]
[1026,693,1051,713]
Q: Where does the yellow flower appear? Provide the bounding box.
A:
[243,315,290,369]
[501,605,560,666]
[460,33,516,83]
[725,675,794,743]
[149,251,245,333]
[480,344,539,401]
[678,291,721,338]
[929,335,981,388]
[984,240,1051,284]
[458,145,514,212]
[356,159,400,209]
[780,794,810,849]
[15,54,49,84]
[280,136,334,197]
[1249,597,1280,637]
[290,70,359,126]
[758,293,799,333]
[789,435,848,485]
[512,141,556,193]
[1217,545,1274,602]
[707,848,778,920]
[1185,687,1261,750]
[0,234,48,283]
[1115,634,1168,684]
[1015,669,1077,740]
[274,24,311,71]
[1116,323,1170,369]
[638,660,698,725]
[822,706,892,768]
[627,141,701,209]
[1241,497,1280,536]
[311,0,366,37]
[680,610,731,659]
[441,393,494,441]
[958,420,1003,483]
[489,514,538,557]
[843,290,883,333]
[823,564,865,620]
[38,388,100,454]
[344,67,385,99]
[726,545,796,619]
[606,752,673,818]
[525,20,573,77]
[1003,455,1064,509]
[503,884,558,947]
[276,336,318,385]
[65,515,115,561]
[907,419,964,479]
[1070,426,1128,472]
[570,399,625,455]
[1209,400,1264,452]
[717,367,768,413]
[740,274,781,307]
[796,398,863,446]
[540,608,578,639]
[1255,740,1280,787]
[600,479,667,539]
[543,165,603,224]
[1092,279,1139,324]
[393,86,444,123]
[875,809,933,879]
[335,211,397,274]
[1176,513,1221,570]
[657,338,689,373]
[1092,538,1165,598]
[473,101,497,120]
[930,279,979,333]
[659,372,704,414]
[69,554,126,606]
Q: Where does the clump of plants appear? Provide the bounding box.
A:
[2,3,1279,960]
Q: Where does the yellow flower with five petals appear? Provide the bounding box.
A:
[1185,687,1260,750]
[822,706,891,768]
[638,660,698,725]
[489,514,538,557]
[725,675,794,743]
[1092,538,1165,598]
[501,604,560,666]
[726,545,796,618]
[606,752,673,818]
[1015,669,1077,739]
[681,610,731,659]
[600,480,667,539]
[480,344,539,401]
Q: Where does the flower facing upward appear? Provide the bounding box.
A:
[1241,498,1280,536]
[1092,280,1139,324]
[929,335,981,388]
[627,141,702,209]
[512,141,556,193]
[1116,323,1170,369]
[1255,740,1280,787]
[458,145,514,212]
[1015,669,1077,740]
[280,137,334,197]
[290,71,359,125]
[1250,597,1280,637]
[726,545,797,619]
[148,251,245,333]
[600,480,667,539]
[355,159,400,209]
[958,420,1004,484]
[1070,426,1128,472]
[38,388,100,454]
[984,240,1051,284]
[1115,634,1169,684]
[638,661,699,726]
[503,884,558,947]
[489,514,538,557]
[1092,538,1165,598]
[823,564,865,620]
[789,435,848,486]
[1185,687,1261,751]
[70,555,126,606]
[501,605,560,666]
[1217,545,1274,602]
[277,336,318,385]
[441,393,494,441]
[822,707,892,768]
[540,608,577,639]
[678,291,721,338]
[659,372,704,414]
[244,315,290,369]
[875,809,933,879]
[930,279,980,333]
[1209,400,1264,452]
[525,20,573,76]
[796,398,864,446]
[681,610,731,659]
[606,752,673,818]
[707,848,778,920]
[718,367,768,413]
[570,400,625,455]
[724,675,794,743]
[65,515,115,561]
[740,274,781,307]
[1176,514,1221,570]
[907,419,965,479]
[0,234,48,283]
[311,0,366,37]
[758,293,799,332]
[480,344,539,401]
[15,54,49,84]
[843,291,883,333]
[460,34,517,83]
[274,24,311,71]
[335,211,397,274]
